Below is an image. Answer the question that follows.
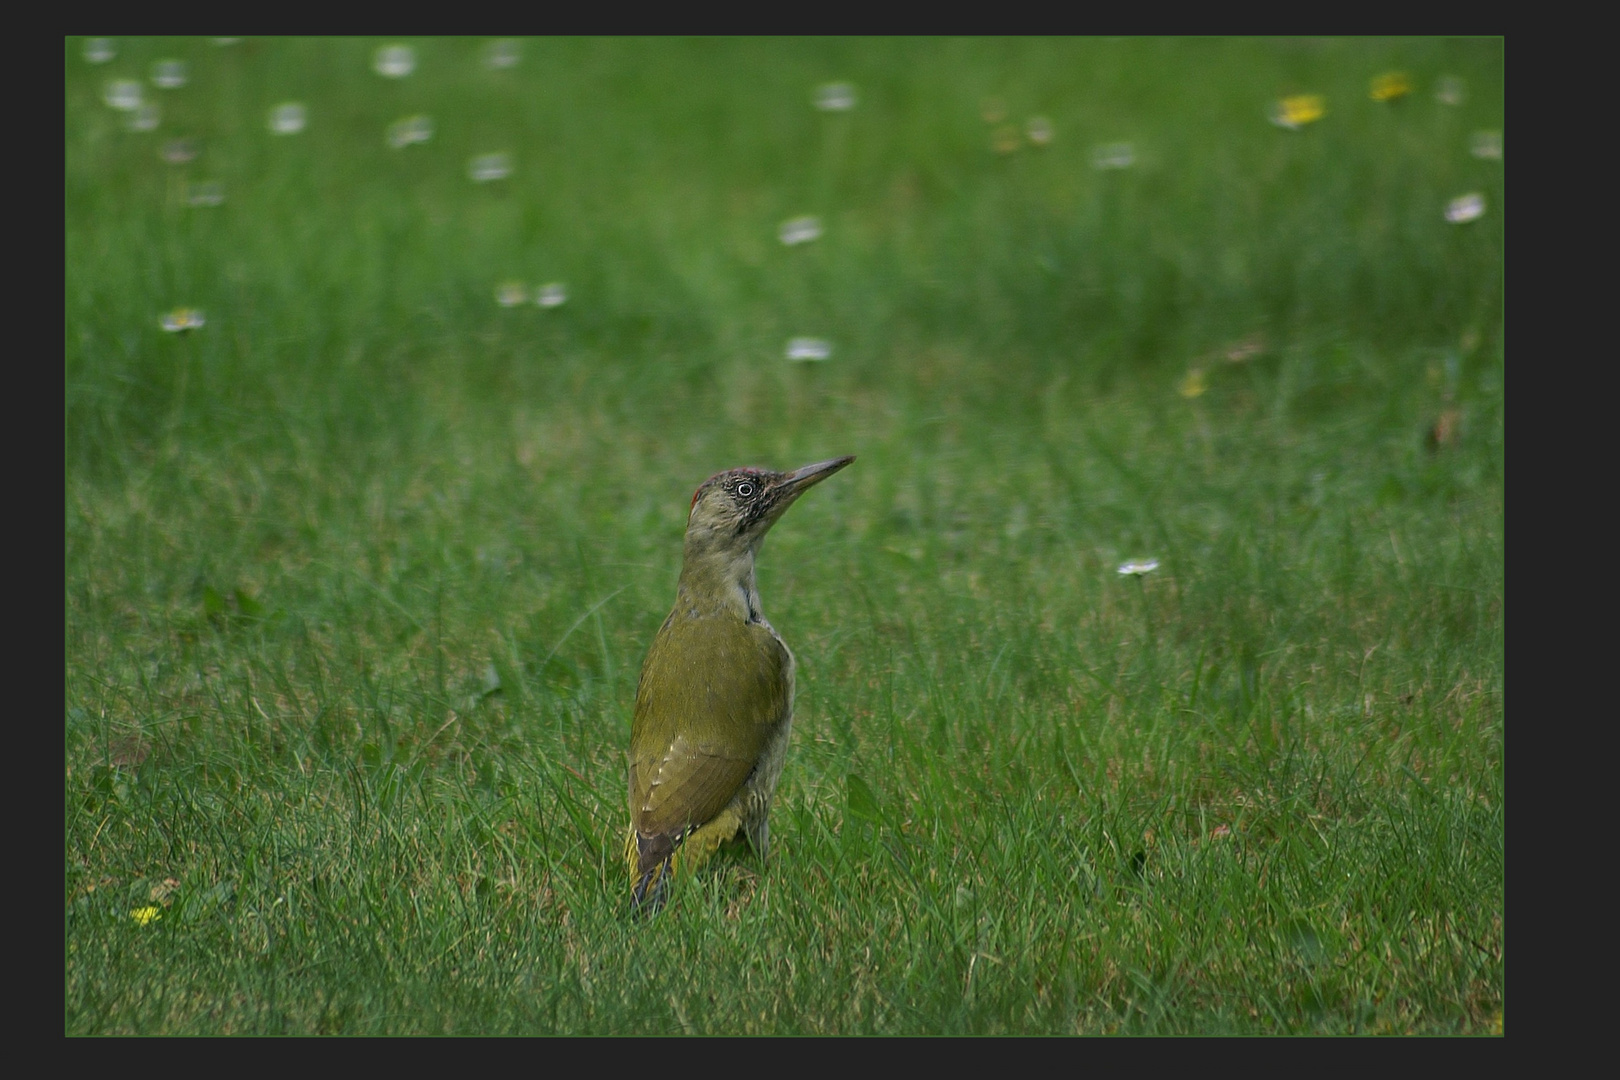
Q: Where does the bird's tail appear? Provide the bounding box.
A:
[629,831,675,913]
[628,810,745,914]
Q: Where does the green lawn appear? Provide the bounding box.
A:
[66,36,1503,1034]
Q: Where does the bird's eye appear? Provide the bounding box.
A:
[736,481,754,498]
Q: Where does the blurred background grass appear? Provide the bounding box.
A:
[66,37,1502,1034]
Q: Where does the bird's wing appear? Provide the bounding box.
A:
[629,615,791,838]
[630,734,758,839]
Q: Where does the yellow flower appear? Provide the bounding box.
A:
[1369,72,1412,102]
[1178,368,1208,398]
[1270,94,1325,130]
[130,906,162,926]
[160,308,205,332]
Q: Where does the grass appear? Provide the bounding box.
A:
[66,36,1503,1034]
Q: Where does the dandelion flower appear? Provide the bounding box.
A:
[387,114,433,149]
[814,82,857,111]
[496,281,528,307]
[1470,131,1503,160]
[535,283,568,308]
[990,124,1021,154]
[130,906,162,926]
[1369,71,1411,102]
[1026,117,1054,146]
[160,308,206,332]
[104,79,143,111]
[1444,193,1486,224]
[151,59,189,89]
[1269,94,1325,130]
[84,38,116,64]
[484,39,521,69]
[785,337,831,361]
[778,215,822,246]
[468,152,512,182]
[373,43,416,78]
[1178,368,1208,398]
[1435,76,1466,106]
[1117,559,1160,577]
[268,102,306,135]
[1091,142,1135,170]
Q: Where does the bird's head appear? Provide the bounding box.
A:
[684,456,855,557]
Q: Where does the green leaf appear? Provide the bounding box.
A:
[847,773,882,823]
[1281,918,1324,965]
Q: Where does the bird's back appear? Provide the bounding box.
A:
[628,608,793,846]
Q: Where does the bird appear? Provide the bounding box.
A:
[626,455,855,911]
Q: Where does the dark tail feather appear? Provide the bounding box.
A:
[631,832,675,914]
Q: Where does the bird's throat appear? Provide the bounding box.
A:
[676,546,763,624]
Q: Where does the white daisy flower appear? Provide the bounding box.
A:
[814,82,856,111]
[268,102,307,135]
[785,337,831,361]
[1470,131,1502,161]
[374,44,416,78]
[161,138,197,165]
[125,102,161,132]
[187,182,225,207]
[1091,142,1135,170]
[468,152,512,182]
[778,215,823,246]
[1444,193,1486,224]
[484,39,521,69]
[151,59,188,89]
[387,115,434,149]
[104,79,143,111]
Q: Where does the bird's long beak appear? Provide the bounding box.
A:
[757,456,855,531]
[782,455,856,493]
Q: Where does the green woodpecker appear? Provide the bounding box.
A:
[627,455,855,910]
